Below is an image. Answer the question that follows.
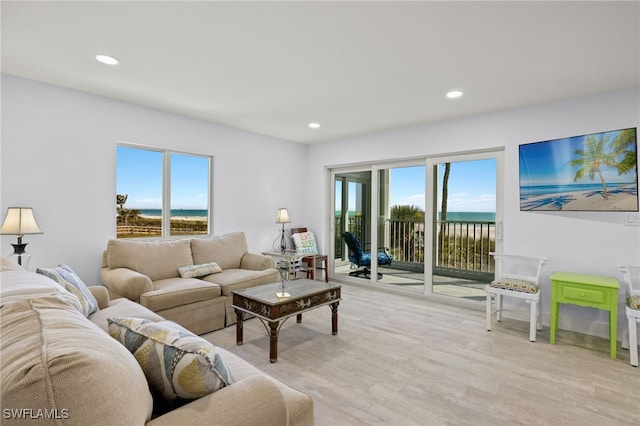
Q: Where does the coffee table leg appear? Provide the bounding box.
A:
[269,321,279,363]
[235,310,244,345]
[331,302,339,335]
[296,313,302,323]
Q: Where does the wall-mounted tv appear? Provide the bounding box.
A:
[519,127,638,211]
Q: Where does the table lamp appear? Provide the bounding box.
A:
[275,208,290,253]
[0,207,43,269]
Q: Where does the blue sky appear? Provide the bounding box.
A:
[389,161,496,213]
[519,129,636,186]
[117,146,209,209]
[337,159,496,213]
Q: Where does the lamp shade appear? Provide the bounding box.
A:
[275,208,291,224]
[0,207,43,236]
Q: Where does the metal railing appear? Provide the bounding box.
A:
[335,216,495,280]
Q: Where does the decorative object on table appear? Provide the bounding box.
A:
[274,208,291,253]
[0,207,43,269]
[486,253,546,342]
[276,260,290,297]
[617,264,640,367]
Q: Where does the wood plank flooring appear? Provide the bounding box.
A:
[204,285,639,426]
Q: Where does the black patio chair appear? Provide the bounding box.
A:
[342,231,393,279]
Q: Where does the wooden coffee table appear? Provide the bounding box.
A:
[232,279,342,363]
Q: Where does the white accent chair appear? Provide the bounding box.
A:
[486,253,546,342]
[618,264,640,367]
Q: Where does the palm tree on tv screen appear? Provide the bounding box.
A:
[570,134,618,200]
[610,128,638,180]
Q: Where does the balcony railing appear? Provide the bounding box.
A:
[335,216,495,281]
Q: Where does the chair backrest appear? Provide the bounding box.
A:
[491,252,546,284]
[618,264,640,299]
[342,232,364,264]
[290,227,307,235]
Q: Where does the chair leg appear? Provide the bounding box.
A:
[629,317,638,367]
[622,321,630,350]
[486,293,493,331]
[529,300,537,342]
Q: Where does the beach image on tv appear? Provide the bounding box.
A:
[519,127,638,211]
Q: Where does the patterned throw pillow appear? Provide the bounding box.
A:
[628,296,640,310]
[107,318,234,401]
[177,262,222,278]
[36,264,99,317]
[292,231,318,255]
[489,278,539,294]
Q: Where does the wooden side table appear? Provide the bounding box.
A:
[550,271,620,359]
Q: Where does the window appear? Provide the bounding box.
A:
[116,144,211,238]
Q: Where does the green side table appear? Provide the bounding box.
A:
[550,271,620,359]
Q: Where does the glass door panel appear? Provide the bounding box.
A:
[377,165,426,292]
[333,171,372,280]
[432,158,497,300]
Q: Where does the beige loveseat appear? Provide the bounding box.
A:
[101,231,280,334]
[0,262,314,425]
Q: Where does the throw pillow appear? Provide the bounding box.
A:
[107,317,234,401]
[292,231,318,255]
[177,262,222,278]
[36,264,99,317]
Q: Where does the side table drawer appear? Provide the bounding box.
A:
[561,286,604,304]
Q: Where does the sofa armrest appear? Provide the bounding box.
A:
[147,376,288,426]
[240,253,275,271]
[88,285,110,309]
[100,267,153,303]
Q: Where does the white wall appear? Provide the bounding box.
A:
[1,74,308,283]
[306,87,640,337]
[3,73,639,338]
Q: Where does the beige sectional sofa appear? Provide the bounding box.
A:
[101,231,280,334]
[0,261,314,425]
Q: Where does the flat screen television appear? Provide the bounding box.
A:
[519,127,638,211]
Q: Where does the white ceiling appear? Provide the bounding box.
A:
[2,1,639,144]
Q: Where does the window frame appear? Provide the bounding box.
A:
[116,142,213,239]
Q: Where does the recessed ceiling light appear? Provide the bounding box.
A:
[95,54,120,65]
[308,122,321,129]
[446,90,464,99]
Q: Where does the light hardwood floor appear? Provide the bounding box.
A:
[204,285,639,426]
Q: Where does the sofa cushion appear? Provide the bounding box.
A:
[178,261,222,278]
[1,295,153,424]
[0,270,83,313]
[107,238,194,281]
[202,268,279,296]
[108,318,234,401]
[36,264,99,317]
[90,297,166,332]
[140,277,222,311]
[191,232,248,270]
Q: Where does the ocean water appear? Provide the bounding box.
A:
[437,212,495,222]
[337,211,495,222]
[138,209,208,218]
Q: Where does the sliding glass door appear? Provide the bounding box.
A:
[330,149,502,302]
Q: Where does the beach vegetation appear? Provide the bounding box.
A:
[611,128,638,179]
[570,133,619,200]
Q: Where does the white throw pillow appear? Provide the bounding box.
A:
[177,262,222,278]
[292,231,318,255]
